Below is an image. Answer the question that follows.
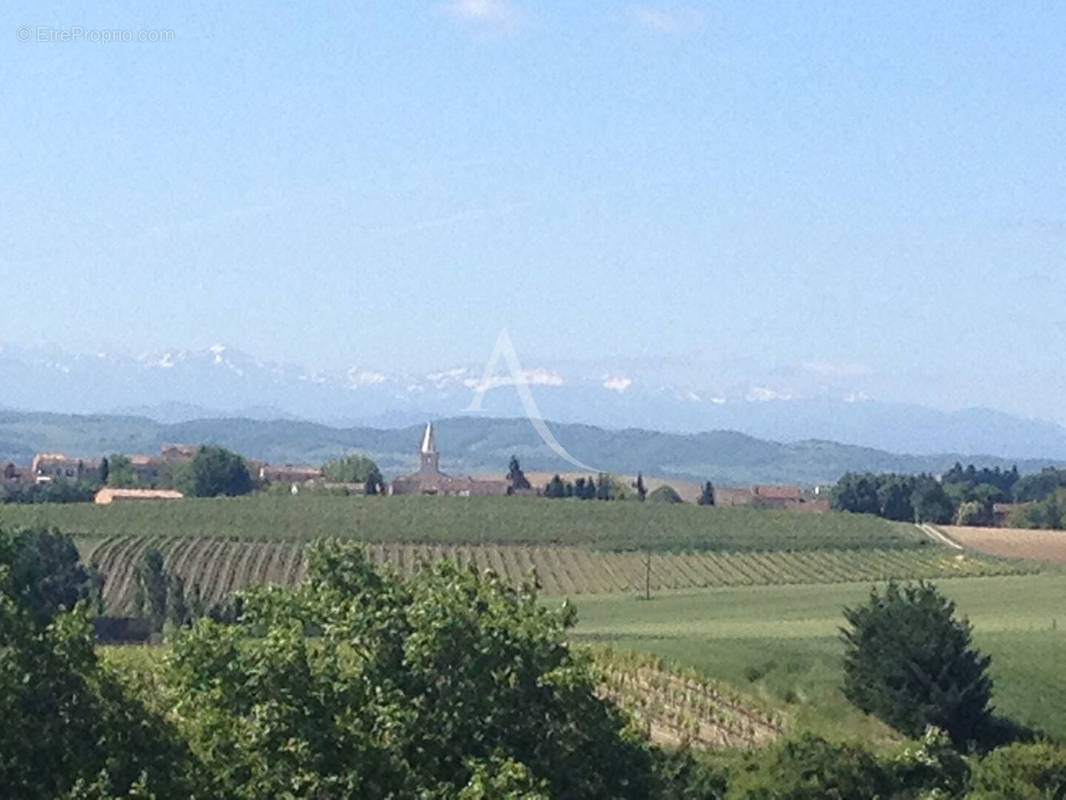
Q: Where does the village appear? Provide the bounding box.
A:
[0,422,831,511]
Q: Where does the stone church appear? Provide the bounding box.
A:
[389,423,510,496]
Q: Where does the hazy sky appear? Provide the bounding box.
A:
[4,2,1066,420]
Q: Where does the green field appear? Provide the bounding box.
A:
[566,573,1066,742]
[0,494,921,551]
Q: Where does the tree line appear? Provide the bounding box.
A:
[832,463,1066,527]
[541,467,715,505]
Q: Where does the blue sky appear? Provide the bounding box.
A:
[4,1,1066,421]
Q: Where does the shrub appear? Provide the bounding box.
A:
[648,485,684,504]
[969,741,1066,799]
[841,581,993,748]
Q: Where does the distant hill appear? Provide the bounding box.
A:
[1,411,1063,486]
[5,342,1066,459]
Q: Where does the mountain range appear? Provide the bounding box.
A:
[1,412,1064,487]
[4,342,1066,462]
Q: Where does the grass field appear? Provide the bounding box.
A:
[81,534,1027,615]
[0,494,922,552]
[566,573,1066,742]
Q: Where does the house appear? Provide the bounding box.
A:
[993,503,1015,527]
[31,453,101,483]
[715,487,756,507]
[705,484,827,512]
[128,454,163,485]
[259,464,324,484]
[159,444,198,463]
[390,423,510,496]
[752,485,803,501]
[94,487,184,505]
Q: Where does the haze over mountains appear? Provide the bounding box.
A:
[4,342,1066,463]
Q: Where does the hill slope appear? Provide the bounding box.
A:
[1,411,1064,485]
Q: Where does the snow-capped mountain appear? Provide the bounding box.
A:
[4,342,1066,460]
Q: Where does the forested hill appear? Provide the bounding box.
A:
[1,411,1063,486]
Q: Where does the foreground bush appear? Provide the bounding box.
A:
[163,539,654,799]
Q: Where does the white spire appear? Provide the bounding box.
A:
[420,422,437,455]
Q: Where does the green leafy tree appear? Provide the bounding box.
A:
[133,547,196,631]
[831,473,882,515]
[0,591,200,799]
[910,477,955,524]
[167,572,190,627]
[322,453,378,483]
[841,581,993,747]
[1010,490,1066,530]
[508,455,532,491]
[177,445,253,498]
[969,741,1066,799]
[134,547,170,632]
[0,526,100,626]
[724,733,895,799]
[877,475,916,521]
[165,539,654,799]
[106,454,137,487]
[1014,468,1066,503]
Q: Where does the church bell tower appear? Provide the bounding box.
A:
[419,422,440,474]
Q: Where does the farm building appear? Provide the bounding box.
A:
[390,423,510,496]
[31,452,101,483]
[710,484,828,512]
[0,460,29,486]
[159,444,198,463]
[259,464,324,483]
[94,487,185,505]
[993,503,1015,527]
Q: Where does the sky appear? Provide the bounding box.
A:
[4,1,1066,421]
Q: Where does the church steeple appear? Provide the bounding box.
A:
[419,422,439,473]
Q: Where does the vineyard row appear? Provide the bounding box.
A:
[81,536,1030,616]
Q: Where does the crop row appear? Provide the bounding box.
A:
[591,647,784,749]
[84,535,1029,615]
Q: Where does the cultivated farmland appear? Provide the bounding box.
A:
[571,573,1066,741]
[1,494,921,551]
[593,648,785,749]
[942,524,1066,563]
[83,534,1027,615]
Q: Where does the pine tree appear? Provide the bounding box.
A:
[545,475,567,498]
[841,581,994,747]
[364,465,384,495]
[698,481,716,506]
[508,455,531,491]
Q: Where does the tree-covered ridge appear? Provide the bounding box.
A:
[5,411,1066,486]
